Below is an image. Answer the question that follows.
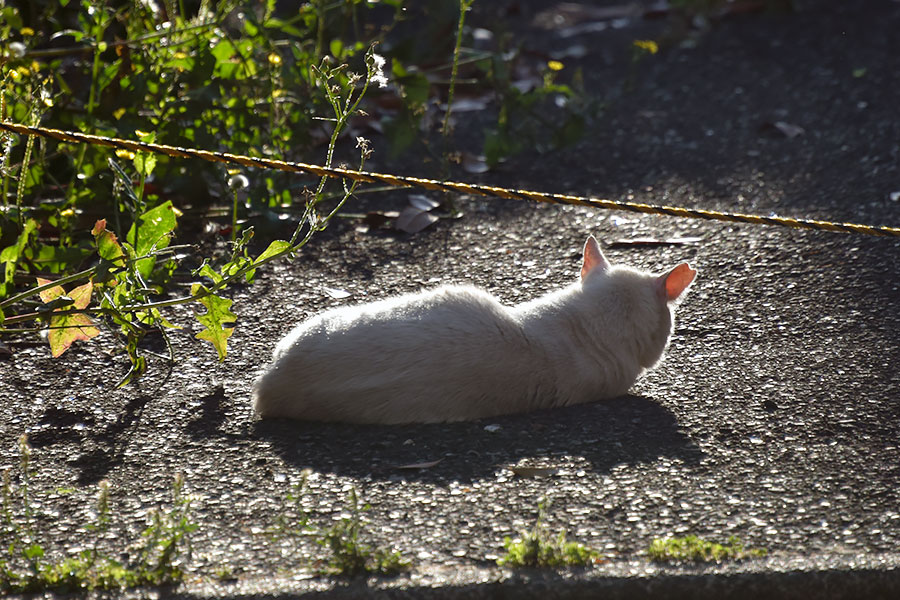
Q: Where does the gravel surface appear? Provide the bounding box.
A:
[2,1,900,598]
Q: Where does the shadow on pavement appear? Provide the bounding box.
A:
[253,395,702,483]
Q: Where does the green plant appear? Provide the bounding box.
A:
[498,500,599,568]
[482,50,597,168]
[647,535,768,563]
[440,0,475,150]
[0,439,197,593]
[0,0,603,381]
[269,471,313,539]
[268,477,409,577]
[130,472,197,585]
[0,4,386,382]
[319,488,410,577]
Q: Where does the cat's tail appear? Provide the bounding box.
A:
[250,368,287,418]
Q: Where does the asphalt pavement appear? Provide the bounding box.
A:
[2,1,900,598]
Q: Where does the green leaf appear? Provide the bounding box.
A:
[484,128,516,168]
[128,201,178,256]
[97,58,120,94]
[330,38,344,60]
[117,354,146,388]
[1,218,38,294]
[192,284,237,360]
[1,7,23,29]
[384,115,418,158]
[23,543,45,560]
[92,219,127,283]
[196,262,223,284]
[136,307,180,329]
[264,17,306,38]
[127,201,179,279]
[134,151,157,178]
[254,239,291,265]
[212,39,238,79]
[33,244,92,274]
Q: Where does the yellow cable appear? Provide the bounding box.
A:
[2,121,898,237]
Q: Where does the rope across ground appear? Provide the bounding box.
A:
[2,121,898,238]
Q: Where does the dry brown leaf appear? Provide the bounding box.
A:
[395,207,439,233]
[408,195,441,212]
[443,97,491,112]
[760,120,805,139]
[323,287,352,299]
[510,466,559,478]
[461,153,490,174]
[396,459,443,470]
[511,77,541,94]
[395,195,441,233]
[533,2,641,29]
[607,236,702,248]
[363,210,400,228]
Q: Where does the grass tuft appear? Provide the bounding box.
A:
[647,535,768,563]
[319,488,411,577]
[498,500,599,568]
[1,439,196,593]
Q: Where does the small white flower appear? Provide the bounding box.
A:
[228,174,249,190]
[8,42,26,58]
[371,72,388,88]
[369,52,388,88]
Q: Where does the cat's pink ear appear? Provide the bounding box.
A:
[581,236,610,280]
[658,263,697,302]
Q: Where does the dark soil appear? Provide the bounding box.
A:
[2,1,900,597]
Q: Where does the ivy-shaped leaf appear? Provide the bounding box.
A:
[92,219,126,262]
[92,219,127,283]
[195,261,223,285]
[254,239,292,265]
[192,284,236,361]
[37,278,65,304]
[136,307,180,329]
[37,278,100,358]
[127,201,179,279]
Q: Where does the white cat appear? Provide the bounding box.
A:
[252,236,696,424]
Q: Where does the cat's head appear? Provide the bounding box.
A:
[580,235,696,302]
[581,235,696,367]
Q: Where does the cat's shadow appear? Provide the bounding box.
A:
[254,395,702,483]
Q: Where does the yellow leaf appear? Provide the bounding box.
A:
[633,39,659,54]
[68,281,94,310]
[37,278,64,303]
[48,313,99,358]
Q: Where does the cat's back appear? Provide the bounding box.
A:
[272,284,515,359]
[256,283,536,422]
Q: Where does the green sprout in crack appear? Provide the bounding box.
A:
[647,535,768,563]
[1,438,196,593]
[498,500,599,568]
[269,470,313,539]
[319,488,410,577]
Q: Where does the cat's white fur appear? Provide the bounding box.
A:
[252,236,696,424]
